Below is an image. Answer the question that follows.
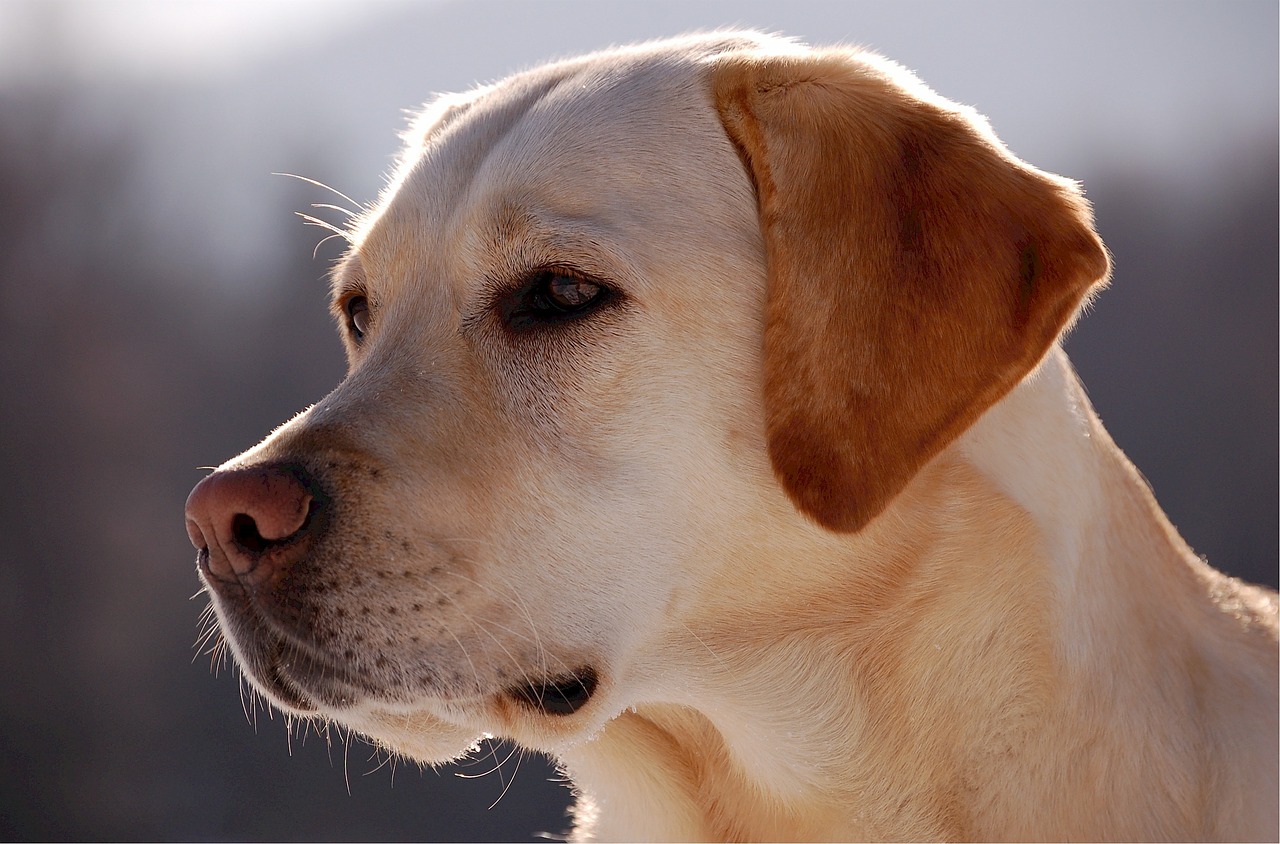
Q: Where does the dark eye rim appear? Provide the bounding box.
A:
[499,266,618,331]
[344,294,370,341]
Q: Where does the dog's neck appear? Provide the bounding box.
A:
[560,347,1277,841]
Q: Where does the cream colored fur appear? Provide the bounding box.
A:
[202,32,1279,841]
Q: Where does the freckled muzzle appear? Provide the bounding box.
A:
[186,455,603,726]
[185,461,358,712]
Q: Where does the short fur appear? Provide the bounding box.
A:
[187,32,1279,841]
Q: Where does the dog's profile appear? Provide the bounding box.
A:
[185,32,1279,841]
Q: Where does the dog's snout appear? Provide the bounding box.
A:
[185,465,317,581]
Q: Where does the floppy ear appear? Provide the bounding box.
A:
[712,49,1109,532]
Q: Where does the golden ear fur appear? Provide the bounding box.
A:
[712,49,1110,532]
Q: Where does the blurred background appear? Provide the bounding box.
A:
[0,0,1274,840]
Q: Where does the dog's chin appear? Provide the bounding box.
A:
[221,634,492,765]
[237,669,611,767]
[207,590,609,754]
[291,672,610,768]
[341,707,490,766]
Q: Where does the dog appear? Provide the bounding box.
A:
[185,31,1279,841]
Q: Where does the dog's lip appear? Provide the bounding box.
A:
[508,667,599,716]
[258,647,320,712]
[216,612,325,714]
[242,629,377,713]
[202,557,603,720]
[200,570,375,714]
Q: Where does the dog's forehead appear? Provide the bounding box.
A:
[467,58,720,205]
[355,42,758,283]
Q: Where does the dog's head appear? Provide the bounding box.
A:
[185,32,1106,762]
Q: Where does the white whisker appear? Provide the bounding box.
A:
[488,744,526,810]
[681,621,731,672]
[312,231,348,260]
[311,202,358,219]
[273,171,363,213]
[435,565,570,682]
[295,211,352,242]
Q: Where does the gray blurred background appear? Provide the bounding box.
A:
[0,1,1275,840]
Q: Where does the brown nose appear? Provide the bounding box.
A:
[185,464,316,582]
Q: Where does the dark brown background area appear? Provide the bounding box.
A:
[0,2,1274,840]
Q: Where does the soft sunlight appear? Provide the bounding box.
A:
[0,0,412,83]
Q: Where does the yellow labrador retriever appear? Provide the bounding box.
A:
[185,32,1279,841]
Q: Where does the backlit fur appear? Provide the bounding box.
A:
[201,32,1278,840]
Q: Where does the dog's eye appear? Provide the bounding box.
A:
[346,295,370,340]
[531,272,603,314]
[503,269,613,330]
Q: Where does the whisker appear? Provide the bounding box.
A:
[455,736,510,780]
[419,582,488,695]
[273,171,363,213]
[363,745,393,777]
[295,212,352,242]
[472,565,550,680]
[192,625,220,662]
[488,744,525,810]
[238,671,256,729]
[312,231,348,260]
[436,565,563,681]
[455,738,525,811]
[433,587,528,672]
[318,720,335,766]
[312,202,357,219]
[680,621,731,672]
[343,726,353,796]
[193,623,217,647]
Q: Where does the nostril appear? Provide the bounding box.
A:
[231,512,268,554]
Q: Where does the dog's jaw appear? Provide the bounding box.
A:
[551,442,1059,840]
[552,350,1279,842]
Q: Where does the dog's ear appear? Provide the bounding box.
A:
[712,50,1109,532]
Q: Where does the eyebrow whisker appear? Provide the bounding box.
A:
[272,171,365,213]
[312,202,358,219]
[295,212,353,242]
[312,232,350,260]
